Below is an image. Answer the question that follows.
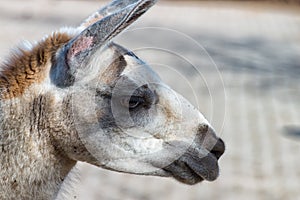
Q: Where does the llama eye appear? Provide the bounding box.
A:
[120,85,156,110]
[120,96,145,110]
[128,96,145,109]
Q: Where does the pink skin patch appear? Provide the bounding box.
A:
[68,36,94,60]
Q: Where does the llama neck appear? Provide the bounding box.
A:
[0,95,76,199]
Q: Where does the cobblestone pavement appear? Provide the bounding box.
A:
[1,1,300,200]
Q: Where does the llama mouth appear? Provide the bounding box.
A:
[163,153,219,185]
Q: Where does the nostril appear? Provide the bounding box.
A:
[198,123,209,134]
[210,138,225,159]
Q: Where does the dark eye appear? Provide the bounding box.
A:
[128,96,145,109]
[121,96,145,110]
[119,85,157,111]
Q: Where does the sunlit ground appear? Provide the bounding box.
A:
[1,1,300,200]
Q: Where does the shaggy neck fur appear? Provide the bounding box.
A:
[0,95,76,199]
[0,33,97,199]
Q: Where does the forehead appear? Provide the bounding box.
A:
[90,43,161,87]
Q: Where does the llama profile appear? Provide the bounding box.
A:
[0,0,225,199]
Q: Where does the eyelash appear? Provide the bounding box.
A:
[119,86,157,111]
[128,96,145,110]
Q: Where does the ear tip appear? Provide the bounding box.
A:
[80,0,158,29]
[130,0,157,16]
[141,0,158,7]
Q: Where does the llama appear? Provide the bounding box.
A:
[0,0,225,199]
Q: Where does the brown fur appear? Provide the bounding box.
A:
[100,44,127,85]
[0,33,71,99]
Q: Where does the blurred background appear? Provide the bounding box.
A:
[0,0,300,200]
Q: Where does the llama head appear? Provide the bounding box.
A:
[49,0,225,185]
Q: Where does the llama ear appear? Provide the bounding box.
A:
[80,0,150,28]
[51,0,157,87]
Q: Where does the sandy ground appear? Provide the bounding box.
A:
[1,0,300,200]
